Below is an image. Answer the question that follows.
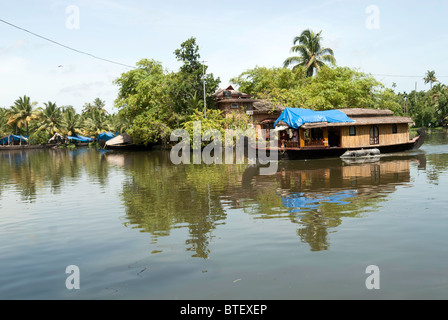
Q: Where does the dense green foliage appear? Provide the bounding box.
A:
[396,83,448,127]
[114,37,221,145]
[231,65,402,112]
[230,65,448,127]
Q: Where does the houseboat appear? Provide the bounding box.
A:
[252,107,425,160]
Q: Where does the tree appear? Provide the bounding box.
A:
[429,83,448,126]
[0,108,9,136]
[283,29,336,77]
[424,70,438,89]
[82,98,108,115]
[37,101,63,135]
[6,95,39,136]
[93,98,108,114]
[172,37,220,116]
[113,38,220,146]
[62,106,82,136]
[114,59,176,144]
[231,65,384,111]
[83,108,111,136]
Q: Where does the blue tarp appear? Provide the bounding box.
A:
[97,132,116,141]
[281,190,357,213]
[274,108,354,129]
[67,135,94,142]
[0,135,28,145]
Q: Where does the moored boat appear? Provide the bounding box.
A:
[250,108,425,160]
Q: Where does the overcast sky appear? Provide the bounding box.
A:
[1,0,447,113]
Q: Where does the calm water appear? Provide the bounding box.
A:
[1,129,448,300]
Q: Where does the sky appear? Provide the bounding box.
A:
[1,0,448,113]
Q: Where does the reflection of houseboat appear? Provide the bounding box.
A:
[255,108,425,160]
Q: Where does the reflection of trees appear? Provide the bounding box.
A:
[0,148,111,202]
[115,151,246,259]
[114,151,424,254]
[424,153,448,185]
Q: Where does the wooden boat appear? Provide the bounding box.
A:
[104,133,152,151]
[249,108,425,161]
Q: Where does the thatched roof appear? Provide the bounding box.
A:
[252,100,285,114]
[301,115,413,129]
[213,85,252,99]
[338,108,394,117]
[104,133,133,147]
[217,98,260,103]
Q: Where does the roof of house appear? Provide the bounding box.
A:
[213,85,252,99]
[252,100,285,113]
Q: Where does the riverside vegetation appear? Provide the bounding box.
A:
[1,31,447,146]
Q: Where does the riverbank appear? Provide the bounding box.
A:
[0,144,50,151]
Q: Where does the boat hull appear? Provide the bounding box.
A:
[281,141,419,160]
[247,128,425,161]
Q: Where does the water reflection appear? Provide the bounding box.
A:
[0,148,110,202]
[238,154,429,251]
[106,151,429,253]
[0,143,444,257]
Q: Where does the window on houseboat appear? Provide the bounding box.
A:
[370,125,380,145]
[392,124,398,134]
[349,126,356,136]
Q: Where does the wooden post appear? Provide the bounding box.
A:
[323,128,329,147]
[299,129,305,148]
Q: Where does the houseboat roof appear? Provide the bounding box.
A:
[273,108,354,129]
[338,108,394,117]
[274,107,414,129]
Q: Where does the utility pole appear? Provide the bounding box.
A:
[415,82,417,104]
[202,61,207,118]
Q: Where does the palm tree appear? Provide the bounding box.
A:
[83,108,111,136]
[93,98,108,114]
[424,70,438,89]
[0,108,9,136]
[283,29,336,77]
[82,102,95,114]
[82,98,108,115]
[37,101,64,135]
[6,95,39,136]
[62,107,82,136]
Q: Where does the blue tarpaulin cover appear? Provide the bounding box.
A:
[97,132,116,141]
[67,135,94,142]
[0,135,28,145]
[281,190,357,213]
[274,108,354,129]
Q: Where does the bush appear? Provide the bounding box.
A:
[28,130,50,145]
